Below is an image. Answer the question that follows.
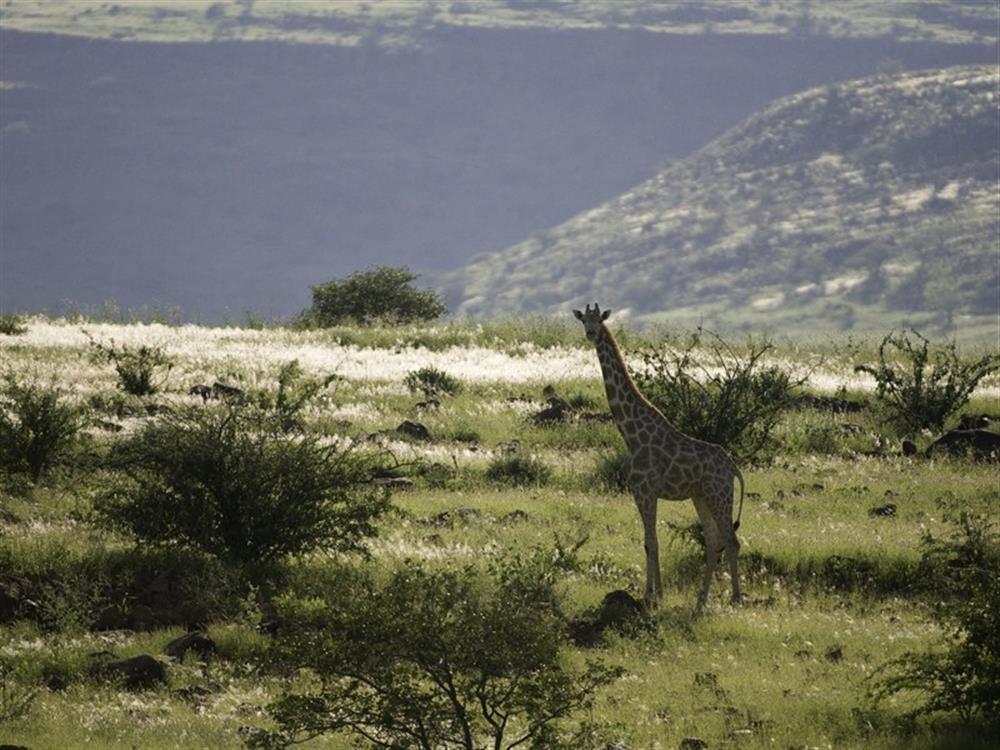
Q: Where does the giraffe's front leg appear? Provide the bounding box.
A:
[636,493,662,607]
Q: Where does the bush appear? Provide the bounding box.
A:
[86,333,174,396]
[871,512,1000,723]
[854,330,999,437]
[304,265,447,326]
[247,562,621,750]
[0,373,82,481]
[485,450,552,487]
[0,314,28,336]
[593,444,629,491]
[404,366,463,398]
[95,404,391,580]
[633,328,802,464]
[254,360,341,432]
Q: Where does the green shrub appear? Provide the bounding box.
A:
[0,314,28,336]
[871,511,1000,723]
[633,328,802,464]
[254,360,341,432]
[0,663,38,722]
[404,366,463,398]
[485,450,552,487]
[95,404,391,581]
[247,562,621,750]
[303,265,447,326]
[86,333,174,396]
[0,373,82,481]
[854,329,999,437]
[593,444,629,491]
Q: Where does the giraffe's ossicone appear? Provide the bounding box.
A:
[574,303,744,612]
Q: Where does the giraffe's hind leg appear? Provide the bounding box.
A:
[692,498,721,613]
[711,483,743,606]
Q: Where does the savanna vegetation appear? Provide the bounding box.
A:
[0,315,997,749]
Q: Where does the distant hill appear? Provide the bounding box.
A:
[444,65,1000,339]
[1,0,996,47]
[0,3,995,322]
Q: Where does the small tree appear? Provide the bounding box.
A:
[0,373,81,481]
[96,405,390,593]
[246,563,621,750]
[633,328,803,464]
[854,330,999,437]
[404,366,463,398]
[86,333,174,396]
[305,266,447,326]
[871,512,1000,724]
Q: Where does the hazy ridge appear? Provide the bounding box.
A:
[445,65,1000,339]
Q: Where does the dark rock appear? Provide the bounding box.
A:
[926,429,1000,460]
[869,503,896,518]
[901,439,917,456]
[395,420,433,441]
[95,418,124,432]
[680,738,709,750]
[531,397,573,425]
[374,477,415,491]
[597,589,646,631]
[0,744,32,750]
[165,631,216,661]
[101,654,167,690]
[211,381,244,400]
[957,413,991,430]
[92,605,129,631]
[128,604,157,632]
[500,509,529,524]
[825,645,844,663]
[0,584,20,623]
[189,384,213,400]
[796,394,864,413]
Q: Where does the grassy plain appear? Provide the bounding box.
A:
[1,317,998,749]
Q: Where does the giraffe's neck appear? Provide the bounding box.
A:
[594,325,659,445]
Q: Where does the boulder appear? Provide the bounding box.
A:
[102,654,167,690]
[395,420,433,441]
[926,429,1000,460]
[596,590,646,631]
[165,631,216,661]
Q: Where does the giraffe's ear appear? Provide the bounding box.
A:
[573,309,584,321]
[601,309,611,321]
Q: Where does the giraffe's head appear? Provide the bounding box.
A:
[572,303,611,342]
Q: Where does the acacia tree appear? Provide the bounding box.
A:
[246,564,621,750]
[304,265,447,326]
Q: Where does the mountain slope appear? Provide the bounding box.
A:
[446,65,999,337]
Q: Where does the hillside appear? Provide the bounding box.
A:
[0,4,995,322]
[445,65,1000,339]
[1,0,996,46]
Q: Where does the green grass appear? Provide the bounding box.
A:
[1,318,997,748]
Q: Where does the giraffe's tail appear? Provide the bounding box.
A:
[733,468,745,533]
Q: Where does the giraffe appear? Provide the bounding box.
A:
[574,303,744,611]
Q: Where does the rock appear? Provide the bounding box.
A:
[0,744,32,750]
[869,503,896,518]
[92,605,129,631]
[173,684,214,703]
[165,631,216,661]
[101,654,167,690]
[597,590,646,631]
[926,429,1000,460]
[128,604,157,632]
[680,738,709,750]
[395,420,433,441]
[901,439,917,456]
[0,585,19,623]
[211,381,244,400]
[374,477,415,491]
[500,509,529,524]
[189,384,213,400]
[825,645,844,663]
[531,397,573,425]
[957,413,991,430]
